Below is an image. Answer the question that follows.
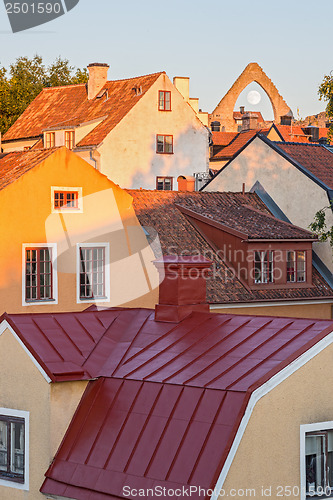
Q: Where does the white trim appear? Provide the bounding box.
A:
[209,299,333,310]
[300,421,333,500]
[210,330,333,500]
[76,243,110,304]
[0,407,29,491]
[22,244,58,307]
[0,321,51,383]
[50,186,83,214]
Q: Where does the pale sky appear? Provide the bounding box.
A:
[0,0,331,120]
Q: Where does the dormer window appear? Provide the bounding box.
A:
[287,251,306,282]
[254,251,273,284]
[65,131,75,150]
[45,132,55,148]
[158,91,171,111]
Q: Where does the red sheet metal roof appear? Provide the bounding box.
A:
[3,72,163,147]
[34,308,333,499]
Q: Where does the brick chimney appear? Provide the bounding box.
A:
[242,112,258,131]
[177,175,195,192]
[154,256,211,322]
[87,63,109,100]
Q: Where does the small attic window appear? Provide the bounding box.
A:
[96,89,108,100]
[132,85,142,96]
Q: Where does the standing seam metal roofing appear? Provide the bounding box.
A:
[3,309,333,499]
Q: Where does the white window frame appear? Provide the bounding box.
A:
[51,186,83,214]
[300,421,333,500]
[76,243,110,304]
[0,408,29,491]
[22,243,58,306]
[287,250,306,283]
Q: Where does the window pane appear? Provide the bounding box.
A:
[157,136,164,152]
[159,91,164,109]
[0,421,7,471]
[165,136,173,153]
[297,251,306,282]
[287,251,296,282]
[10,422,24,474]
[165,92,171,110]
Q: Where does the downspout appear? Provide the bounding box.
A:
[90,148,101,171]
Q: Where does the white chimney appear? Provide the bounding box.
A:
[87,63,109,100]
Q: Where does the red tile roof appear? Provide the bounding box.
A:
[211,130,258,160]
[12,307,328,499]
[0,148,57,191]
[274,142,333,188]
[211,131,237,146]
[127,189,333,303]
[3,72,164,147]
[274,125,309,143]
[176,195,315,240]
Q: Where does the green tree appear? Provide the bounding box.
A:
[318,72,333,141]
[309,204,333,247]
[0,55,88,134]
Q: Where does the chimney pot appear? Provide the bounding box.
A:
[154,255,211,323]
[87,63,109,100]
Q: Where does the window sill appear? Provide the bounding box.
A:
[79,296,108,301]
[156,152,174,155]
[25,299,56,304]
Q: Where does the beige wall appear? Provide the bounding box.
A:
[204,137,333,273]
[221,338,333,499]
[0,326,88,500]
[98,73,209,190]
[2,138,39,152]
[212,301,332,320]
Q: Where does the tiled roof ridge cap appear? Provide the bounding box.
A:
[42,83,86,91]
[274,141,325,148]
[105,71,165,83]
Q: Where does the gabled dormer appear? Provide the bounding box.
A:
[176,199,317,290]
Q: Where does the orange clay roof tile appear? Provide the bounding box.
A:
[0,148,58,190]
[3,72,164,147]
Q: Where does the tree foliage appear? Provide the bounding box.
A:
[0,55,88,134]
[309,205,333,247]
[318,72,333,141]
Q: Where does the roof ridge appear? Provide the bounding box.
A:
[105,71,165,83]
[275,141,324,147]
[42,83,86,91]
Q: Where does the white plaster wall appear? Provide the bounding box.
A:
[204,137,333,272]
[98,73,209,189]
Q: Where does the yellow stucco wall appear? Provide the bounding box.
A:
[0,147,159,314]
[221,339,333,499]
[0,326,88,499]
[212,302,333,320]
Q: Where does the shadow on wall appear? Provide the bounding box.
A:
[130,125,208,189]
